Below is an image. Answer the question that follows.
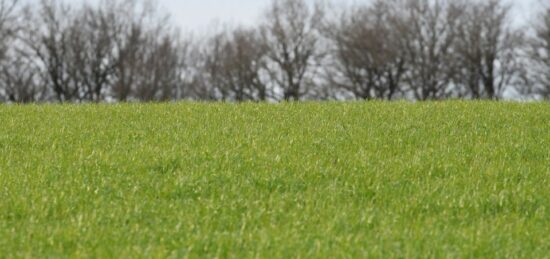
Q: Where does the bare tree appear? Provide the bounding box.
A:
[0,0,18,60]
[62,2,120,102]
[1,53,45,103]
[222,28,269,101]
[184,40,219,101]
[0,0,536,103]
[261,0,325,101]
[19,0,186,103]
[527,6,550,100]
[194,27,269,102]
[325,1,406,100]
[134,33,184,101]
[0,0,25,102]
[389,0,465,100]
[21,0,82,102]
[111,0,186,102]
[30,0,119,103]
[454,0,523,100]
[112,17,145,101]
[193,32,235,101]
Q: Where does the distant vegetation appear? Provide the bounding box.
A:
[1,0,550,103]
[0,102,549,257]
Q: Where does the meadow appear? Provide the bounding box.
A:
[0,102,549,258]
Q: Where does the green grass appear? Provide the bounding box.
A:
[0,102,549,258]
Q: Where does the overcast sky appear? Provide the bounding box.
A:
[38,0,542,32]
[163,0,355,32]
[166,0,541,31]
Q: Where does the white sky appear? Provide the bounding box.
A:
[30,0,542,32]
[162,0,354,32]
[162,0,538,31]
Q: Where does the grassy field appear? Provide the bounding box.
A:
[0,102,549,258]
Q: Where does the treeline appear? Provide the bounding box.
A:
[0,0,549,103]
